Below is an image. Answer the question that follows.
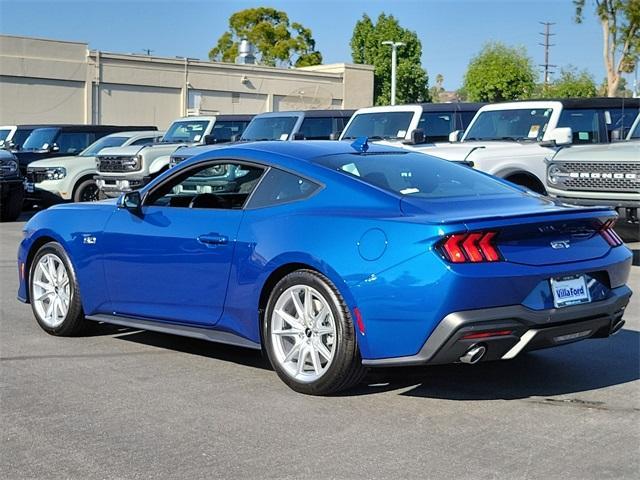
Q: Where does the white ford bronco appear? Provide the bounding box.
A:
[95,115,252,197]
[545,111,639,239]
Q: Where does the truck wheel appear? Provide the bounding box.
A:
[1,187,23,222]
[263,269,367,395]
[29,242,86,336]
[73,179,100,202]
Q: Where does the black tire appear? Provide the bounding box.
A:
[28,242,86,336]
[1,187,23,222]
[73,178,100,203]
[263,269,367,395]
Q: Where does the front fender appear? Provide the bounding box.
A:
[149,156,171,175]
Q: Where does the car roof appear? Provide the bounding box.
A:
[251,109,355,119]
[103,130,162,139]
[488,97,640,110]
[28,124,158,132]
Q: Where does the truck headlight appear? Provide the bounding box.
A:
[123,155,141,171]
[0,159,18,176]
[547,164,564,184]
[45,167,66,180]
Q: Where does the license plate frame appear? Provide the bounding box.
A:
[550,275,591,308]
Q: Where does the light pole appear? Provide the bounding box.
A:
[382,41,405,105]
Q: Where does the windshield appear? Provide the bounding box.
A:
[628,117,640,140]
[342,112,414,140]
[241,116,298,141]
[163,120,209,143]
[80,136,128,156]
[0,128,11,146]
[314,151,520,199]
[22,128,60,151]
[464,108,553,141]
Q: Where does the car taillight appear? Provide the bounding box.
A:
[600,219,624,247]
[439,231,501,263]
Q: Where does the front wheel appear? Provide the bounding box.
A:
[73,179,100,202]
[263,270,367,395]
[29,242,86,336]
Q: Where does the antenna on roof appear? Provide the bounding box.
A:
[350,137,369,153]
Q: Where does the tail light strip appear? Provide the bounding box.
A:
[600,219,624,247]
[439,231,501,264]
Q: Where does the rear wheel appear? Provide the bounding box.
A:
[29,242,86,336]
[263,270,367,395]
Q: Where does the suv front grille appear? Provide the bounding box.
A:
[98,156,140,173]
[26,168,49,183]
[551,161,639,193]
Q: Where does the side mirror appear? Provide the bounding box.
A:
[230,134,240,142]
[292,132,305,141]
[203,134,217,145]
[118,191,142,215]
[541,127,573,147]
[449,130,463,142]
[50,143,60,152]
[403,128,425,145]
[329,131,341,141]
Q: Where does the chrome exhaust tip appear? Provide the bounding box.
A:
[610,318,625,336]
[459,344,487,364]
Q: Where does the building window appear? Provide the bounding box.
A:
[231,92,240,104]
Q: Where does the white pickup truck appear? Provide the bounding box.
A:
[346,98,639,194]
[95,115,252,197]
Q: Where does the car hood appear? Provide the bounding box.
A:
[550,142,640,162]
[422,141,542,161]
[98,143,191,157]
[26,155,95,169]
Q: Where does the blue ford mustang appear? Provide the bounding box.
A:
[17,140,632,395]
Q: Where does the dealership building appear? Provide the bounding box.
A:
[0,35,374,128]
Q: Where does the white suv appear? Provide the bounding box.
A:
[25,131,162,204]
[95,115,252,197]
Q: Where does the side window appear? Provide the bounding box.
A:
[247,168,320,208]
[418,112,455,142]
[130,136,158,146]
[558,109,601,144]
[56,132,94,154]
[299,117,333,140]
[147,162,265,209]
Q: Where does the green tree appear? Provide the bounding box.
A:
[209,7,322,67]
[350,13,429,105]
[462,42,537,102]
[429,73,445,102]
[541,67,598,98]
[574,1,640,97]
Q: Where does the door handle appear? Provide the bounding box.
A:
[197,234,228,246]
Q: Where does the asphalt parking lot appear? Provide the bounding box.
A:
[1,215,638,480]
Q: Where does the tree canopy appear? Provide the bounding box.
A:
[462,43,537,102]
[209,7,322,67]
[540,67,598,98]
[574,0,639,96]
[350,13,430,105]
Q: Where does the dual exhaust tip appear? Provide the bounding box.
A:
[610,318,625,336]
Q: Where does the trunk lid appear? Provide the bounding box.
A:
[402,194,616,266]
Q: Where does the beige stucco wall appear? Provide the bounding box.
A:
[0,35,374,128]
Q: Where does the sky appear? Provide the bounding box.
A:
[0,0,635,91]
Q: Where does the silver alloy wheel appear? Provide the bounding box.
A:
[32,253,70,328]
[270,285,337,383]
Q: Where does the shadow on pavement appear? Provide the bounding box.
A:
[342,329,640,400]
[110,327,271,370]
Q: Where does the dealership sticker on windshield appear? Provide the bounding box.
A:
[550,275,591,308]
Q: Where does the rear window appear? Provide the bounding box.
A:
[314,152,519,199]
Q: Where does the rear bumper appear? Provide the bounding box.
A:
[362,285,632,367]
